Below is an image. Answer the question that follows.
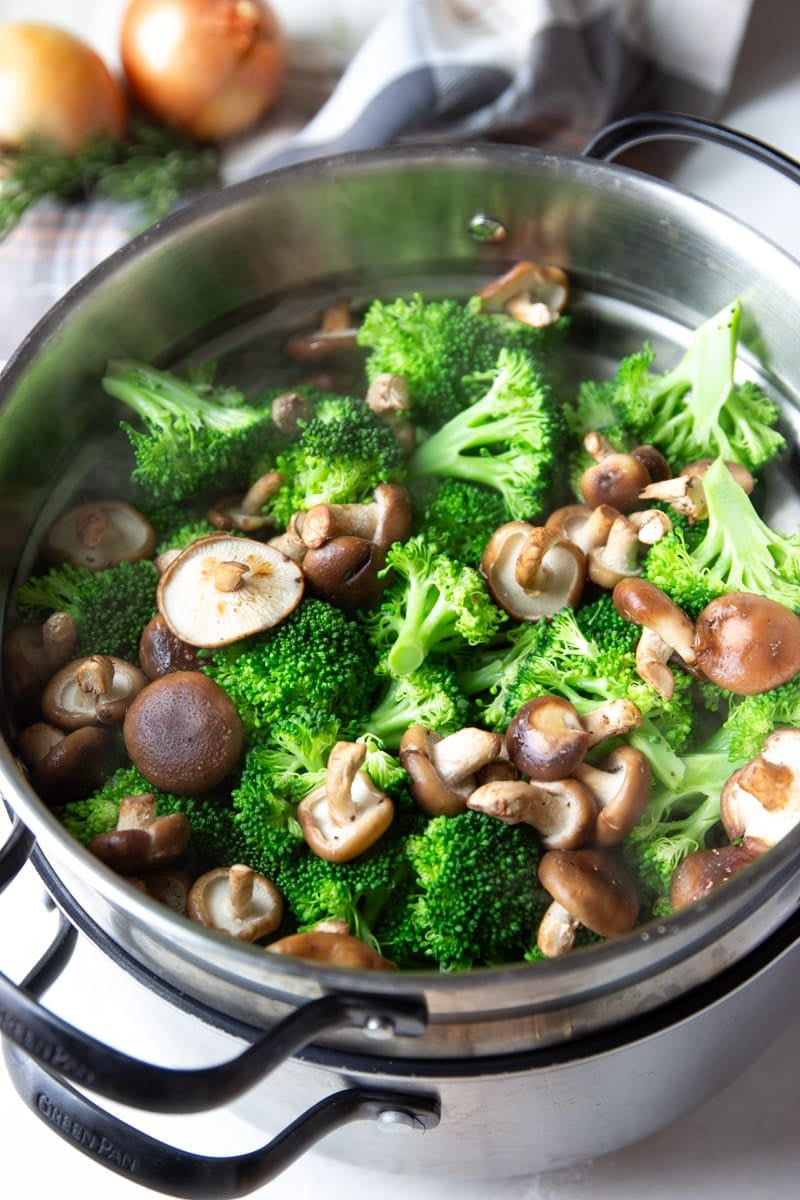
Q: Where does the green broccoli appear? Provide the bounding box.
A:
[362,661,471,747]
[403,810,548,970]
[102,358,285,505]
[408,347,564,520]
[723,675,800,762]
[362,535,506,676]
[16,558,159,662]
[267,393,407,526]
[600,300,785,472]
[410,476,510,567]
[203,598,379,737]
[357,292,567,429]
[643,456,800,613]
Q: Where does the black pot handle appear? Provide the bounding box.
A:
[582,111,800,187]
[4,1038,440,1199]
[0,810,34,892]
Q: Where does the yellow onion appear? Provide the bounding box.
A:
[0,23,127,152]
[120,0,288,141]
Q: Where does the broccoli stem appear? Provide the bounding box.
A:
[386,586,451,675]
[655,300,739,448]
[103,360,256,434]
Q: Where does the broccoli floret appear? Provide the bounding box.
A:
[203,598,379,737]
[357,292,567,429]
[404,810,547,970]
[410,476,510,567]
[723,675,800,761]
[624,726,746,914]
[607,300,785,472]
[408,347,564,520]
[362,535,505,676]
[268,393,406,525]
[644,457,800,613]
[16,559,159,662]
[102,359,284,505]
[362,661,471,747]
[154,517,219,555]
[61,763,244,868]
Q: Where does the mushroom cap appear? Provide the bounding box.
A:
[399,725,503,817]
[481,521,585,621]
[43,500,155,570]
[720,728,800,854]
[188,865,284,942]
[538,848,640,937]
[302,535,388,612]
[669,844,755,911]
[613,578,696,664]
[90,811,192,874]
[572,745,651,846]
[41,655,147,729]
[266,930,396,970]
[468,777,597,850]
[138,613,202,680]
[123,672,244,795]
[505,696,589,782]
[156,533,303,649]
[580,453,651,513]
[694,592,800,695]
[477,260,569,316]
[25,724,116,805]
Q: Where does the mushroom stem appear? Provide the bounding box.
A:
[537,899,580,957]
[365,373,410,413]
[588,515,642,587]
[325,740,368,825]
[228,864,256,918]
[214,560,250,592]
[428,727,505,785]
[240,472,283,515]
[76,654,114,696]
[75,506,110,548]
[580,698,642,747]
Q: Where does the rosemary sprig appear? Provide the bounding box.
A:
[0,120,221,239]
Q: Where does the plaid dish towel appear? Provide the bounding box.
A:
[0,0,754,362]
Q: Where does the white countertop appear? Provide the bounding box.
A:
[3,1,800,1196]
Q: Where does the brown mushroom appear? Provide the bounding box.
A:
[669,844,756,911]
[505,696,589,782]
[123,672,244,795]
[302,535,387,612]
[477,260,569,327]
[297,741,394,863]
[613,578,697,699]
[270,390,313,435]
[156,533,304,648]
[720,728,800,856]
[188,864,283,941]
[41,654,147,729]
[207,471,283,533]
[3,613,78,714]
[266,930,396,970]
[299,483,412,552]
[468,776,597,851]
[365,373,410,414]
[89,793,192,874]
[639,459,754,523]
[571,746,651,846]
[694,592,800,695]
[587,514,644,588]
[399,725,505,816]
[286,299,359,361]
[631,445,671,483]
[481,522,585,621]
[579,698,643,747]
[16,721,116,805]
[138,613,202,680]
[580,434,652,513]
[43,500,156,570]
[544,503,620,555]
[536,848,640,956]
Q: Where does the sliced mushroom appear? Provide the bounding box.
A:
[123,671,244,795]
[544,503,620,555]
[580,434,652,513]
[694,592,800,695]
[266,930,396,970]
[613,577,697,699]
[477,260,569,327]
[43,500,156,570]
[669,844,756,911]
[207,471,283,533]
[157,533,304,648]
[571,746,651,845]
[720,728,800,856]
[286,299,359,361]
[89,793,192,874]
[399,725,505,817]
[299,483,412,551]
[536,848,639,957]
[297,741,394,862]
[481,522,585,621]
[41,655,147,729]
[138,613,202,680]
[188,864,284,942]
[468,777,597,851]
[505,696,589,782]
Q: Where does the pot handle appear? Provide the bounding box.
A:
[582,111,800,186]
[3,1038,440,1198]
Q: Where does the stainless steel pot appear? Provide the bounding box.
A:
[2,115,800,1191]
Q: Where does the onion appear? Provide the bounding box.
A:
[120,0,288,141]
[0,23,127,152]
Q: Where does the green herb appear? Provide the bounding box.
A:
[0,119,221,238]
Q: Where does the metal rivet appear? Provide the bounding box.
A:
[363,1015,396,1040]
[377,1109,427,1134]
[468,213,508,244]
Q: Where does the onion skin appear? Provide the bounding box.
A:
[120,0,287,141]
[0,23,127,152]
